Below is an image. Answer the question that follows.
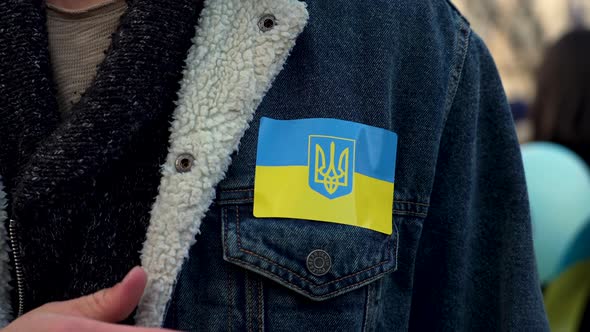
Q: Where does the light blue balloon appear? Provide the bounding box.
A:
[521,142,590,283]
[559,219,590,275]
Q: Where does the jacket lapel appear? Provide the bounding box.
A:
[0,1,60,191]
[6,0,203,214]
[136,0,309,326]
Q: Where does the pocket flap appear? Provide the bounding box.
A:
[221,204,398,301]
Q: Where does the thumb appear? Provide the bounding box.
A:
[40,266,148,323]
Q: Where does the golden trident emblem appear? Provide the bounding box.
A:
[314,141,350,195]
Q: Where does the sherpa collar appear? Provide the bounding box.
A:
[136,0,309,327]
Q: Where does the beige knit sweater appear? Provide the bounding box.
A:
[46,0,127,117]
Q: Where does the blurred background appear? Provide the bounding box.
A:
[453,1,590,331]
[455,0,589,100]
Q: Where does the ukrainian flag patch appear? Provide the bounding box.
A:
[253,117,398,235]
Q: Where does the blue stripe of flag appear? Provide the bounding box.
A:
[256,117,398,183]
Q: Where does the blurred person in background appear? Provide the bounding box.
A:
[523,29,590,332]
[530,29,590,166]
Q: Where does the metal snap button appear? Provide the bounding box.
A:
[175,153,195,173]
[306,249,332,276]
[258,14,276,32]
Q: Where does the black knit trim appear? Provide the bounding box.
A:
[0,1,60,191]
[12,0,199,212]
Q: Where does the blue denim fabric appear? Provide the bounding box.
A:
[163,0,549,330]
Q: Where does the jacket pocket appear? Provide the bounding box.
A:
[221,202,398,301]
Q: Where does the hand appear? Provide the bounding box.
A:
[2,267,175,332]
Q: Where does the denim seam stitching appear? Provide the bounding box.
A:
[393,210,427,217]
[237,206,243,248]
[258,280,264,332]
[224,188,255,193]
[246,271,254,332]
[394,220,400,271]
[221,199,254,204]
[223,209,234,332]
[362,283,372,332]
[394,200,430,207]
[233,206,395,287]
[442,18,472,124]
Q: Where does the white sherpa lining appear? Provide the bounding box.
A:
[135,0,308,327]
[0,178,12,327]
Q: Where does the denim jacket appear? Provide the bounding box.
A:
[0,0,549,330]
[136,0,550,330]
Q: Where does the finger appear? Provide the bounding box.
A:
[42,266,148,323]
